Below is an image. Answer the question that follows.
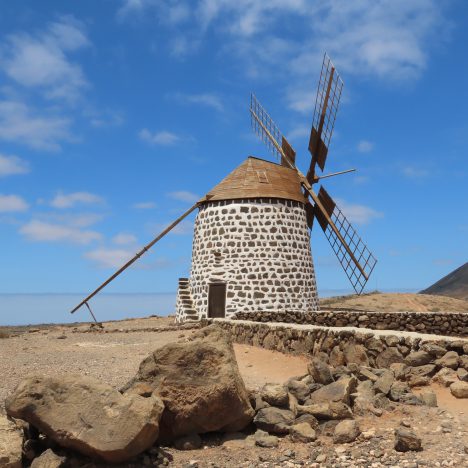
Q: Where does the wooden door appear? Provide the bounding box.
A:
[208,283,226,318]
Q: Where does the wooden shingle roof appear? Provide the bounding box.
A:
[202,157,307,204]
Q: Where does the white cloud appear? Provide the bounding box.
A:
[336,198,383,225]
[173,92,223,112]
[35,212,104,228]
[0,194,29,212]
[1,16,89,102]
[118,1,449,112]
[167,191,199,203]
[0,154,30,177]
[139,129,181,146]
[357,140,374,153]
[133,201,157,209]
[401,166,429,178]
[84,248,135,269]
[0,100,72,151]
[150,219,194,235]
[50,191,105,209]
[112,233,138,245]
[20,220,101,244]
[287,125,310,140]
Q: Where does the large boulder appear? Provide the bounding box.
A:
[374,370,394,396]
[394,428,422,452]
[122,325,254,441]
[405,351,432,367]
[308,376,357,406]
[0,414,23,468]
[5,374,164,464]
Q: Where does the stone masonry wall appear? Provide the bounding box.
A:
[206,318,468,369]
[233,310,468,337]
[185,198,319,321]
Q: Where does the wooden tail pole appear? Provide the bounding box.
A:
[70,200,203,315]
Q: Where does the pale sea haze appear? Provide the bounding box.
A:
[0,289,419,326]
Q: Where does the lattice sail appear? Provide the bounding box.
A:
[250,93,283,162]
[314,186,377,294]
[307,53,344,182]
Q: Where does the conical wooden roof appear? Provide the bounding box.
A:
[203,156,307,204]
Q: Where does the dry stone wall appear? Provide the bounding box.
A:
[181,198,318,321]
[206,318,468,369]
[234,310,468,337]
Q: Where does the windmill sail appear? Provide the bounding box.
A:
[307,53,343,183]
[313,186,377,294]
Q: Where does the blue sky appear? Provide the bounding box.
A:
[0,0,467,305]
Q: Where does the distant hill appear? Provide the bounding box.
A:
[320,291,468,312]
[421,262,468,301]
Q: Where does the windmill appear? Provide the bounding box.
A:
[70,53,377,323]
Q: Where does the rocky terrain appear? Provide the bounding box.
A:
[0,317,467,467]
[320,292,468,313]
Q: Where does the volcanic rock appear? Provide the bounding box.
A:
[394,428,422,452]
[449,381,468,398]
[289,422,317,442]
[435,351,459,369]
[308,376,357,406]
[253,407,295,434]
[308,357,333,385]
[30,449,65,468]
[433,368,459,387]
[261,383,289,408]
[6,374,164,464]
[374,370,394,395]
[0,414,23,468]
[286,379,310,404]
[343,344,369,367]
[405,351,432,367]
[375,347,404,369]
[333,420,360,444]
[122,325,254,441]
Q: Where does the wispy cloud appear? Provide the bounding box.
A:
[401,166,429,179]
[133,201,157,209]
[357,140,374,153]
[112,232,138,245]
[1,15,89,102]
[34,212,104,228]
[0,194,29,212]
[117,1,450,112]
[336,198,383,225]
[167,190,199,203]
[173,92,223,112]
[0,100,72,151]
[139,129,181,146]
[0,154,30,177]
[84,248,134,269]
[50,191,105,209]
[20,220,101,244]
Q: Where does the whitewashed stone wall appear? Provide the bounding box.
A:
[176,198,319,321]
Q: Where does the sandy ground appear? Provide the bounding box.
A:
[1,317,467,467]
[320,292,468,312]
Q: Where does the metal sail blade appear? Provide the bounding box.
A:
[307,53,343,184]
[249,93,296,167]
[313,186,377,294]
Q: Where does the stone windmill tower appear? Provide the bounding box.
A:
[175,54,377,322]
[70,54,377,325]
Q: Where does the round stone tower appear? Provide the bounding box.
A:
[175,157,319,322]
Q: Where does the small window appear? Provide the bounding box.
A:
[256,170,269,183]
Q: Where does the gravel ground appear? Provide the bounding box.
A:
[1,316,468,467]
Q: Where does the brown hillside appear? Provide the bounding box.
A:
[420,262,468,300]
[320,292,468,312]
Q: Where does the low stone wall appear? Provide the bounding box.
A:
[233,310,468,337]
[207,319,468,369]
